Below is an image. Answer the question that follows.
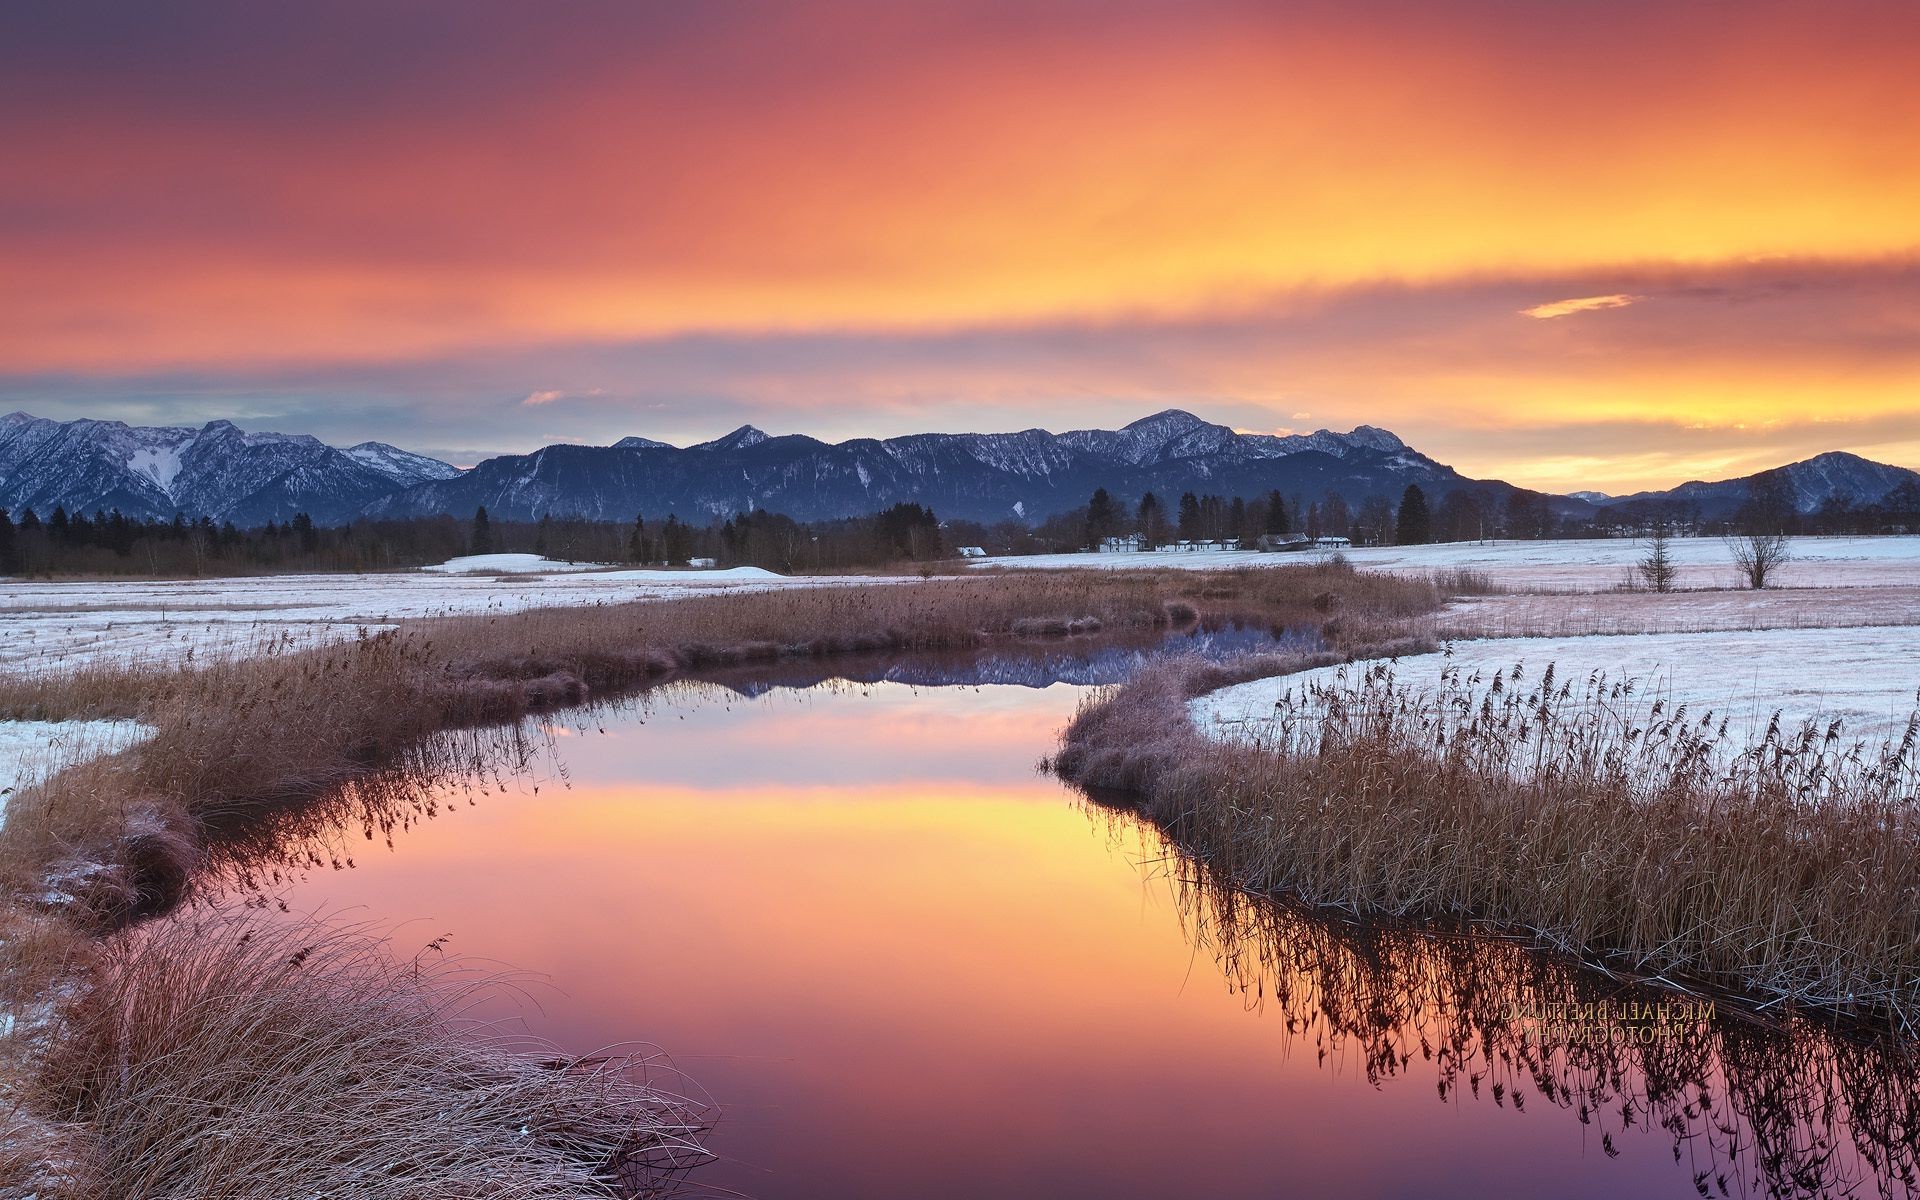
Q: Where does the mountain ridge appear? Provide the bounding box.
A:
[2,409,1913,530]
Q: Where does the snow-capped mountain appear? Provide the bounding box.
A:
[1599,451,1920,521]
[341,442,463,488]
[364,409,1568,525]
[0,412,461,525]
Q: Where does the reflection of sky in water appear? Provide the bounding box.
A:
[264,682,1899,1200]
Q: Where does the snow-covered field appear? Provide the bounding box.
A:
[0,559,893,674]
[1193,626,1920,751]
[0,719,152,820]
[982,535,1920,592]
[1443,586,1920,638]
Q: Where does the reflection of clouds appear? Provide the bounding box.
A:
[247,669,1882,1198]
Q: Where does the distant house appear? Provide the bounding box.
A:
[1256,533,1312,552]
[1098,533,1146,553]
[1311,535,1352,549]
[957,545,987,558]
[687,557,717,568]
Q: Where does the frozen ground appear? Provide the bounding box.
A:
[1442,585,1920,638]
[981,535,1920,592]
[0,562,890,674]
[1193,626,1920,751]
[0,719,153,820]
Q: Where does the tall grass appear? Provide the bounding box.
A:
[17,913,707,1199]
[1053,651,1920,1029]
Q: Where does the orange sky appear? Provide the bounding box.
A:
[2,1,1916,490]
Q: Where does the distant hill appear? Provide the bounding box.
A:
[1598,451,1920,523]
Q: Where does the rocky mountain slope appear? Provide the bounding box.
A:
[0,412,459,525]
[364,409,1569,525]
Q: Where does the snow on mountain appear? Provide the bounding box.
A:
[343,441,464,487]
[363,409,1529,525]
[613,435,674,450]
[692,425,771,452]
[1601,451,1920,520]
[0,413,459,524]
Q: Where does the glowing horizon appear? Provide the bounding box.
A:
[2,1,1916,493]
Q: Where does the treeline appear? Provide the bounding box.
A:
[0,501,953,578]
[1025,483,1563,550]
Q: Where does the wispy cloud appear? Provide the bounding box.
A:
[522,389,566,406]
[1521,294,1639,319]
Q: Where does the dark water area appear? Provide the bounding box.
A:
[213,649,1920,1200]
[688,618,1320,694]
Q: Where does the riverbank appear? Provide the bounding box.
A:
[1052,648,1920,1030]
[0,563,1440,1195]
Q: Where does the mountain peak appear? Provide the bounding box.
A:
[614,435,673,450]
[694,424,770,452]
[1124,409,1208,436]
[2,410,37,426]
[1344,425,1408,453]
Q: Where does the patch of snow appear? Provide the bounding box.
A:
[423,554,609,575]
[1193,626,1920,754]
[125,441,187,495]
[0,719,154,822]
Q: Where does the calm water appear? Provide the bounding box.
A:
[225,667,1917,1199]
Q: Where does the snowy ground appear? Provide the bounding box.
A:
[0,719,152,821]
[0,559,894,674]
[1193,626,1920,751]
[980,535,1920,592]
[1442,586,1920,638]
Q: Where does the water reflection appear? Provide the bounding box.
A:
[694,619,1316,694]
[197,666,1920,1200]
[1097,803,1920,1200]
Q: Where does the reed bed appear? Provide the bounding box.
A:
[1053,651,1920,1029]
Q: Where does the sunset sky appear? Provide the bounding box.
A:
[3,0,1917,492]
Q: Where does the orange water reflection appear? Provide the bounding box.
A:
[252,681,1905,1199]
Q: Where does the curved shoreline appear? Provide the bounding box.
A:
[0,564,1426,1195]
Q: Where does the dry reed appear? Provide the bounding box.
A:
[13,912,707,1199]
[1054,650,1920,1029]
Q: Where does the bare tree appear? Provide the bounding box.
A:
[1726,531,1791,589]
[1638,524,1678,592]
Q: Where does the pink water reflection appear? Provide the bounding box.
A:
[263,681,1865,1199]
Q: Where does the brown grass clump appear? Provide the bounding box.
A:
[15,912,705,1199]
[1054,651,1920,1029]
